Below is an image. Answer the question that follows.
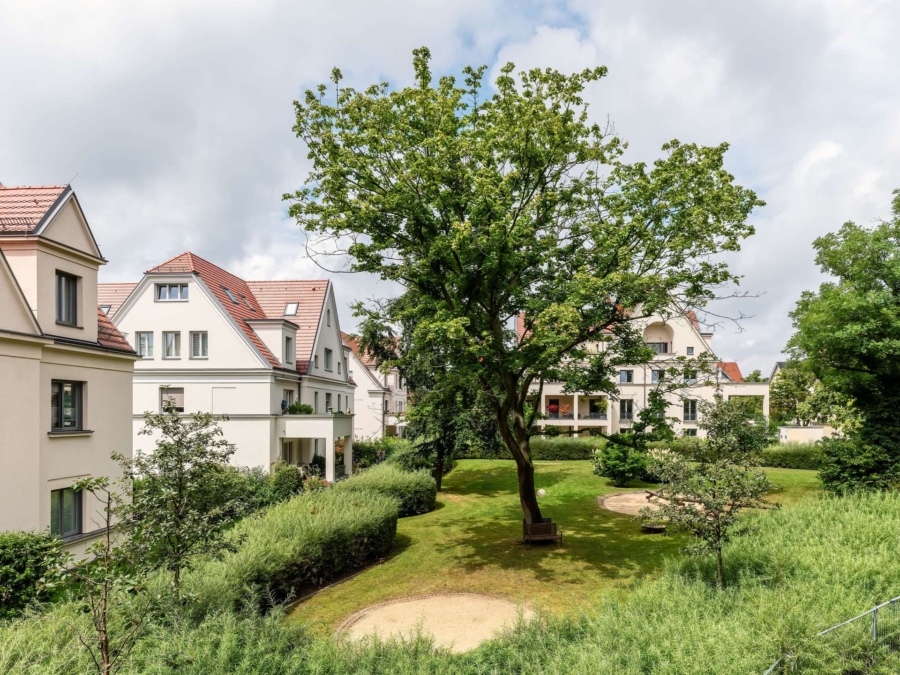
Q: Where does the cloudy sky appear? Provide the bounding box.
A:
[2,0,898,375]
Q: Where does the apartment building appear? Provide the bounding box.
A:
[0,184,138,555]
[102,252,355,481]
[342,332,408,439]
[526,310,770,437]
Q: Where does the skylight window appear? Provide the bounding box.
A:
[100,305,111,315]
[284,302,298,316]
[240,295,255,312]
[222,287,238,304]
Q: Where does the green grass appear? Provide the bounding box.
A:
[291,460,820,630]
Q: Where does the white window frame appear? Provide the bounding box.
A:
[285,336,294,365]
[686,346,695,356]
[314,354,319,369]
[684,399,698,422]
[136,332,154,358]
[619,370,634,384]
[163,331,181,359]
[156,284,189,301]
[284,302,298,316]
[160,387,185,413]
[620,399,634,420]
[324,348,333,371]
[190,331,208,359]
[55,271,78,326]
[314,391,319,413]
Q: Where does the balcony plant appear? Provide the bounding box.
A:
[547,404,559,415]
[287,402,313,415]
[559,404,571,417]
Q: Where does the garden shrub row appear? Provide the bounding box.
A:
[335,463,437,517]
[184,488,398,614]
[353,436,410,469]
[457,435,604,460]
[760,441,824,470]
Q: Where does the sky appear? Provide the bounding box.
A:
[2,0,899,376]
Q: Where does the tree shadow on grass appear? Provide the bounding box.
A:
[446,463,570,497]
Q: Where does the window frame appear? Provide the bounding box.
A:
[686,346,695,356]
[162,331,181,359]
[55,271,79,326]
[136,331,154,358]
[683,428,698,437]
[326,309,331,326]
[324,348,333,371]
[155,284,189,302]
[284,336,294,364]
[619,369,634,384]
[620,399,634,420]
[646,342,668,354]
[314,354,319,369]
[651,369,665,384]
[50,487,82,539]
[684,399,698,422]
[221,286,239,304]
[284,302,298,316]
[190,331,208,359]
[160,387,185,413]
[51,380,84,431]
[325,392,332,413]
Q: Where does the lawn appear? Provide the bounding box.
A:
[290,460,820,631]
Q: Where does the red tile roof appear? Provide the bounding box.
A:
[96,308,136,353]
[246,280,327,373]
[147,252,283,369]
[0,185,67,233]
[341,331,378,367]
[684,310,701,331]
[98,283,137,317]
[717,361,743,383]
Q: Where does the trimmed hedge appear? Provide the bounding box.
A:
[184,488,398,613]
[761,442,824,470]
[335,464,436,517]
[458,435,604,460]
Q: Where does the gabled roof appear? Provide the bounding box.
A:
[0,185,67,233]
[98,282,137,317]
[96,309,136,353]
[147,252,281,369]
[342,332,387,391]
[717,361,743,383]
[246,280,328,373]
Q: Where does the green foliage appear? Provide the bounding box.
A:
[266,461,306,503]
[743,369,767,382]
[761,442,824,470]
[787,190,900,489]
[643,396,772,588]
[0,531,66,620]
[310,454,326,475]
[118,408,245,592]
[594,442,650,487]
[769,361,816,425]
[383,439,445,474]
[287,47,761,522]
[335,464,437,517]
[352,436,407,469]
[286,402,313,415]
[183,489,398,614]
[456,435,603,460]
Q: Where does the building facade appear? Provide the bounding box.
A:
[526,310,770,437]
[342,332,408,439]
[0,184,138,555]
[103,252,355,481]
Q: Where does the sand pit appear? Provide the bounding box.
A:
[599,491,660,516]
[337,593,532,652]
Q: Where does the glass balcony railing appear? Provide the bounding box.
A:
[546,412,575,420]
[579,412,608,420]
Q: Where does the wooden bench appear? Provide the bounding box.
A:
[522,518,562,547]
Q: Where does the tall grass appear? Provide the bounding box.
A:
[3,493,900,673]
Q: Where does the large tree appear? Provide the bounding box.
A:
[287,48,762,523]
[787,189,900,487]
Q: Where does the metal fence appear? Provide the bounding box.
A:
[764,596,900,673]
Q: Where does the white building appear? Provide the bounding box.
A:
[102,252,355,481]
[0,184,138,555]
[524,310,770,437]
[342,332,408,439]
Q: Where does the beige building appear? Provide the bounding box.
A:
[524,310,770,437]
[0,184,138,554]
[102,252,355,481]
[778,425,836,444]
[342,332,408,439]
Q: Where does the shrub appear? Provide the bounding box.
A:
[818,436,900,493]
[287,402,313,415]
[267,461,306,502]
[310,454,326,475]
[336,464,436,517]
[760,442,824,470]
[353,436,410,469]
[184,488,398,614]
[0,531,66,620]
[531,435,603,460]
[593,443,649,487]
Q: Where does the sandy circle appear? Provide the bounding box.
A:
[337,593,532,652]
[599,491,659,516]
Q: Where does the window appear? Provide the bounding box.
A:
[384,399,389,412]
[327,309,331,326]
[652,369,665,383]
[285,336,294,364]
[620,399,634,420]
[55,271,78,325]
[325,392,332,412]
[50,488,81,538]
[324,348,333,370]
[222,287,238,304]
[684,369,698,385]
[156,284,189,301]
[684,428,698,437]
[314,391,319,413]
[337,361,341,374]
[160,387,185,413]
[283,389,295,406]
[163,331,181,358]
[51,381,83,430]
[240,295,255,312]
[337,394,342,412]
[190,331,208,358]
[684,399,698,422]
[100,305,111,315]
[619,370,634,384]
[136,332,154,358]
[314,354,319,369]
[646,342,668,354]
[284,302,298,316]
[349,369,353,379]
[686,346,694,356]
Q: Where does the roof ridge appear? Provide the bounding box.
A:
[148,250,196,272]
[0,184,68,190]
[245,279,329,285]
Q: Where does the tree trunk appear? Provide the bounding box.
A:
[516,457,542,525]
[493,376,543,525]
[716,547,725,590]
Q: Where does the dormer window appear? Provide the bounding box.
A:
[285,302,298,316]
[222,287,238,304]
[157,284,189,301]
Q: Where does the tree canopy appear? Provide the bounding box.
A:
[287,48,763,523]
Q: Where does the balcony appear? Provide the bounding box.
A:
[579,412,608,420]
[546,412,575,420]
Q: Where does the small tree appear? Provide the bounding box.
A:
[67,477,152,675]
[0,530,67,619]
[116,404,245,594]
[642,396,773,588]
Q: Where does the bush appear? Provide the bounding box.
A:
[0,531,66,620]
[184,488,398,614]
[336,464,436,517]
[267,461,306,502]
[760,442,824,470]
[819,436,900,493]
[310,454,326,475]
[287,402,313,415]
[593,443,649,487]
[353,436,409,469]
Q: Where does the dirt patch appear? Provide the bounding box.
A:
[599,491,659,516]
[337,593,532,652]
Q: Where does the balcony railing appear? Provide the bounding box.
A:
[579,412,608,420]
[546,413,575,420]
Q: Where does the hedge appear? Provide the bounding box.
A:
[760,442,824,470]
[353,436,410,469]
[335,464,436,517]
[0,531,66,620]
[184,488,398,614]
[458,435,604,460]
